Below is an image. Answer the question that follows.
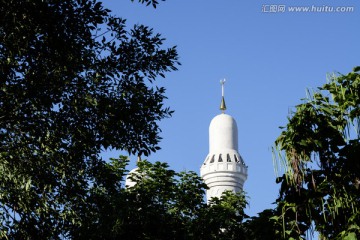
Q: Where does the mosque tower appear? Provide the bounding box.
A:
[200,79,248,202]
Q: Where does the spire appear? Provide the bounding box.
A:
[220,79,226,113]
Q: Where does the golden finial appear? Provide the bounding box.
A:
[220,79,226,113]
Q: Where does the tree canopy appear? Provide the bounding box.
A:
[0,0,179,238]
[273,67,360,239]
[87,159,248,240]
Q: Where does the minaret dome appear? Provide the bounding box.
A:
[209,114,238,153]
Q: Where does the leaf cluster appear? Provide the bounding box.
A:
[273,67,360,239]
[131,0,165,9]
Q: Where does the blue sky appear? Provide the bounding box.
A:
[101,0,359,217]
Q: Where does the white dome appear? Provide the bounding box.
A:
[209,113,238,152]
[125,167,139,188]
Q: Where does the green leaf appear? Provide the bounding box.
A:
[343,232,357,240]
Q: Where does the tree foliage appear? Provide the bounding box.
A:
[131,0,165,8]
[243,209,282,240]
[72,158,249,240]
[0,0,179,238]
[273,67,360,239]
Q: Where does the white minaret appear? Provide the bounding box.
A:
[200,79,248,202]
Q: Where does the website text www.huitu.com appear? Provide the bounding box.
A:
[261,5,355,13]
